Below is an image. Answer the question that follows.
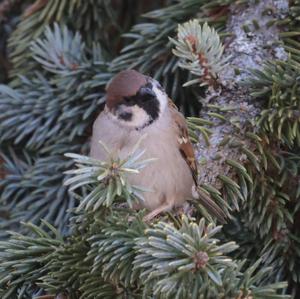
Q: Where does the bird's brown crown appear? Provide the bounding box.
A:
[106,70,147,109]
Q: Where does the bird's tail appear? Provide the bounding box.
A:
[193,185,227,224]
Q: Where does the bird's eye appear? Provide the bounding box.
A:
[123,96,132,103]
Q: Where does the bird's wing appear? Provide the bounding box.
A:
[168,100,198,185]
[168,100,227,223]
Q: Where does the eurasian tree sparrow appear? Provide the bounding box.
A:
[90,70,225,222]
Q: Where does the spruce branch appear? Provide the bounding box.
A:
[134,216,237,298]
[8,0,119,78]
[171,6,299,292]
[30,23,111,78]
[0,221,63,299]
[0,213,291,299]
[171,20,228,86]
[0,25,109,150]
[30,23,88,75]
[219,131,300,290]
[241,38,300,291]
[86,212,147,290]
[134,215,290,299]
[65,135,156,211]
[247,59,300,148]
[24,0,48,17]
[0,144,86,235]
[187,116,214,145]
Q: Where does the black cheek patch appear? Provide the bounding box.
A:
[137,98,160,121]
[136,82,160,122]
[119,111,133,121]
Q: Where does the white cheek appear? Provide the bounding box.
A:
[117,104,151,128]
[152,85,167,113]
[130,105,151,127]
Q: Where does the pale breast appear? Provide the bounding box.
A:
[90,110,194,210]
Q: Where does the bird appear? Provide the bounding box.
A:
[90,69,226,222]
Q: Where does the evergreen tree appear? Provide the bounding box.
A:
[0,0,299,298]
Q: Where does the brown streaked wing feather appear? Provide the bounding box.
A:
[168,100,198,185]
[168,100,227,223]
